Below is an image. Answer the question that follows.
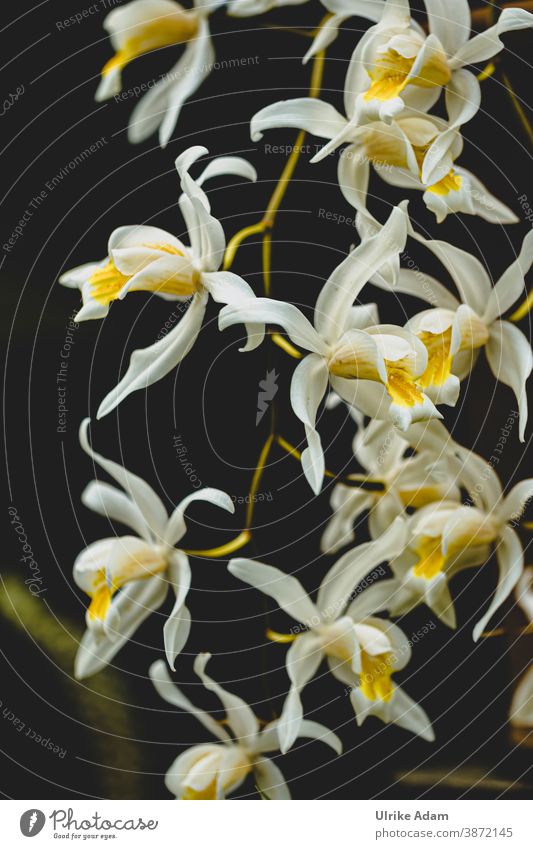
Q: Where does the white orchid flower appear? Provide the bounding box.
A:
[229,518,434,752]
[73,419,235,679]
[322,418,460,553]
[220,207,444,494]
[60,146,263,418]
[390,447,533,637]
[302,0,532,128]
[509,567,533,733]
[253,68,515,225]
[377,228,533,435]
[95,0,226,147]
[337,103,517,224]
[149,653,341,798]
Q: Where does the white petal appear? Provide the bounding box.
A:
[128,20,214,147]
[410,231,491,314]
[202,270,264,352]
[79,418,168,538]
[219,298,326,354]
[321,486,374,555]
[314,206,408,345]
[75,575,168,679]
[96,290,208,418]
[164,744,221,798]
[59,261,101,289]
[347,578,404,621]
[421,70,480,186]
[457,167,518,225]
[194,652,259,744]
[374,266,460,312]
[253,756,291,800]
[290,354,329,494]
[250,98,348,143]
[473,526,524,641]
[450,8,533,68]
[228,558,320,626]
[149,659,231,742]
[486,320,532,442]
[498,480,533,527]
[317,517,407,621]
[304,0,385,63]
[81,481,152,541]
[425,0,471,55]
[385,685,435,741]
[164,603,191,670]
[163,551,192,669]
[278,632,324,753]
[483,230,533,325]
[337,145,370,215]
[164,487,235,547]
[196,155,257,187]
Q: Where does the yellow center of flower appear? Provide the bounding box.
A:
[413,535,446,580]
[360,651,394,702]
[328,347,425,410]
[182,779,217,800]
[398,485,445,509]
[427,169,463,196]
[417,327,453,389]
[385,364,425,408]
[412,143,463,196]
[101,13,199,78]
[87,570,113,622]
[417,316,489,389]
[86,550,167,623]
[89,244,196,306]
[364,45,450,103]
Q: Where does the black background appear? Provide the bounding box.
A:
[1,0,532,799]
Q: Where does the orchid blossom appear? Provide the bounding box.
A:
[389,448,533,638]
[220,207,447,494]
[322,418,460,553]
[304,0,533,126]
[73,419,235,679]
[252,71,516,225]
[150,653,341,798]
[96,0,226,147]
[60,146,263,418]
[229,519,434,752]
[376,228,533,434]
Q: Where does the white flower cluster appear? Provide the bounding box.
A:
[59,0,533,799]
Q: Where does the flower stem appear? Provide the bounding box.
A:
[245,433,275,530]
[223,41,327,273]
[276,434,385,489]
[184,529,251,558]
[501,69,533,149]
[270,332,303,359]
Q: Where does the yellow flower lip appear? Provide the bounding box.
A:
[88,244,197,306]
[101,12,200,78]
[360,650,394,702]
[413,535,446,580]
[364,42,451,104]
[85,543,168,623]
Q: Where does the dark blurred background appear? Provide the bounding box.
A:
[1,0,532,799]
